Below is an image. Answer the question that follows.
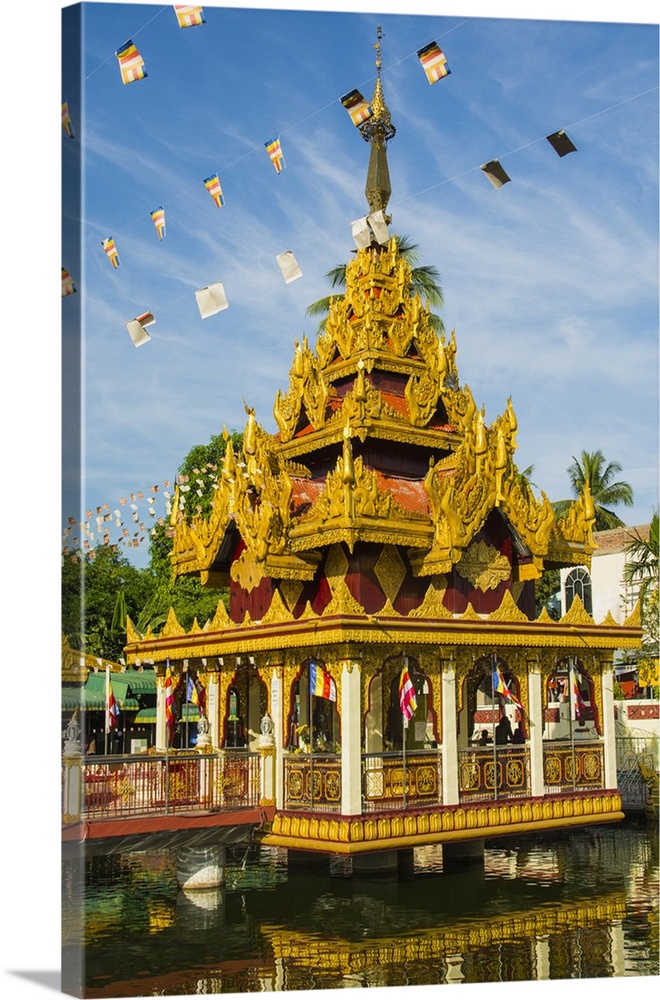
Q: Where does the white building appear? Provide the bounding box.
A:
[559,525,651,625]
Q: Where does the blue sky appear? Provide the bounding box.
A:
[58,1,658,567]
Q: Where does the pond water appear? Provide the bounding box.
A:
[62,817,659,997]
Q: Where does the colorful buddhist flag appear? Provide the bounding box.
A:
[115,40,147,84]
[569,661,587,721]
[417,41,451,84]
[186,674,198,705]
[101,237,120,268]
[62,100,75,138]
[340,88,373,127]
[481,160,511,189]
[399,665,417,720]
[309,661,337,702]
[173,5,205,27]
[62,267,76,296]
[492,660,524,711]
[265,136,285,174]
[546,130,578,157]
[165,660,176,734]
[186,674,206,713]
[204,174,224,207]
[106,676,120,732]
[125,311,155,348]
[150,207,166,239]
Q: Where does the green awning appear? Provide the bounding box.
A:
[133,705,200,722]
[133,707,156,722]
[61,687,140,711]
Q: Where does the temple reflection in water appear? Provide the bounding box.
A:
[62,822,658,996]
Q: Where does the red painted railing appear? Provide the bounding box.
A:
[75,751,261,819]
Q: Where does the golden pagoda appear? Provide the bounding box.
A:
[125,31,641,868]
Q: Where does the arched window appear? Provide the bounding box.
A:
[564,567,592,615]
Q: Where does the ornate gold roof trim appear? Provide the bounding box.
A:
[623,599,642,628]
[160,607,185,638]
[125,604,642,664]
[488,590,530,623]
[560,595,595,626]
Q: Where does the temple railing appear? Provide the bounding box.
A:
[362,750,443,811]
[458,746,531,802]
[542,740,605,793]
[75,751,261,819]
[283,753,342,813]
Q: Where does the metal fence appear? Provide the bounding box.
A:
[283,754,342,813]
[75,751,261,819]
[362,750,442,811]
[458,746,531,802]
[543,741,605,794]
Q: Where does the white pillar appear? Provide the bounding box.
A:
[442,666,459,805]
[529,666,545,797]
[62,717,83,823]
[601,659,618,789]
[271,670,285,809]
[341,661,362,815]
[258,715,276,805]
[206,670,221,749]
[156,674,167,750]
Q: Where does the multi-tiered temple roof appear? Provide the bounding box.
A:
[126,33,637,663]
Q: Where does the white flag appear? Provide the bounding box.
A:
[195,281,228,318]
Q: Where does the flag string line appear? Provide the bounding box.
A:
[82,80,658,338]
[67,5,170,92]
[71,8,655,274]
[72,13,476,236]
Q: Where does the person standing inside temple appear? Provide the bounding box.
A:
[495,715,513,745]
[512,722,526,744]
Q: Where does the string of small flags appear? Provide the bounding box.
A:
[62,460,225,558]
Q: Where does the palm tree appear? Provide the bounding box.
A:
[553,449,634,530]
[623,510,658,605]
[305,235,444,334]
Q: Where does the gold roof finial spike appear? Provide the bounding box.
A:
[359,25,396,218]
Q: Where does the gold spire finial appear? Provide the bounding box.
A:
[360,26,395,215]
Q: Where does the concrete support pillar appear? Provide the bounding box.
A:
[352,850,399,876]
[601,659,618,789]
[156,672,167,751]
[443,838,485,865]
[270,670,285,809]
[528,665,545,797]
[341,660,362,815]
[175,843,226,890]
[441,666,459,805]
[287,849,329,874]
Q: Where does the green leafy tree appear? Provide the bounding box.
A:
[553,449,634,530]
[62,545,151,661]
[624,511,659,693]
[305,235,444,333]
[136,430,244,636]
[623,511,658,607]
[535,567,561,620]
